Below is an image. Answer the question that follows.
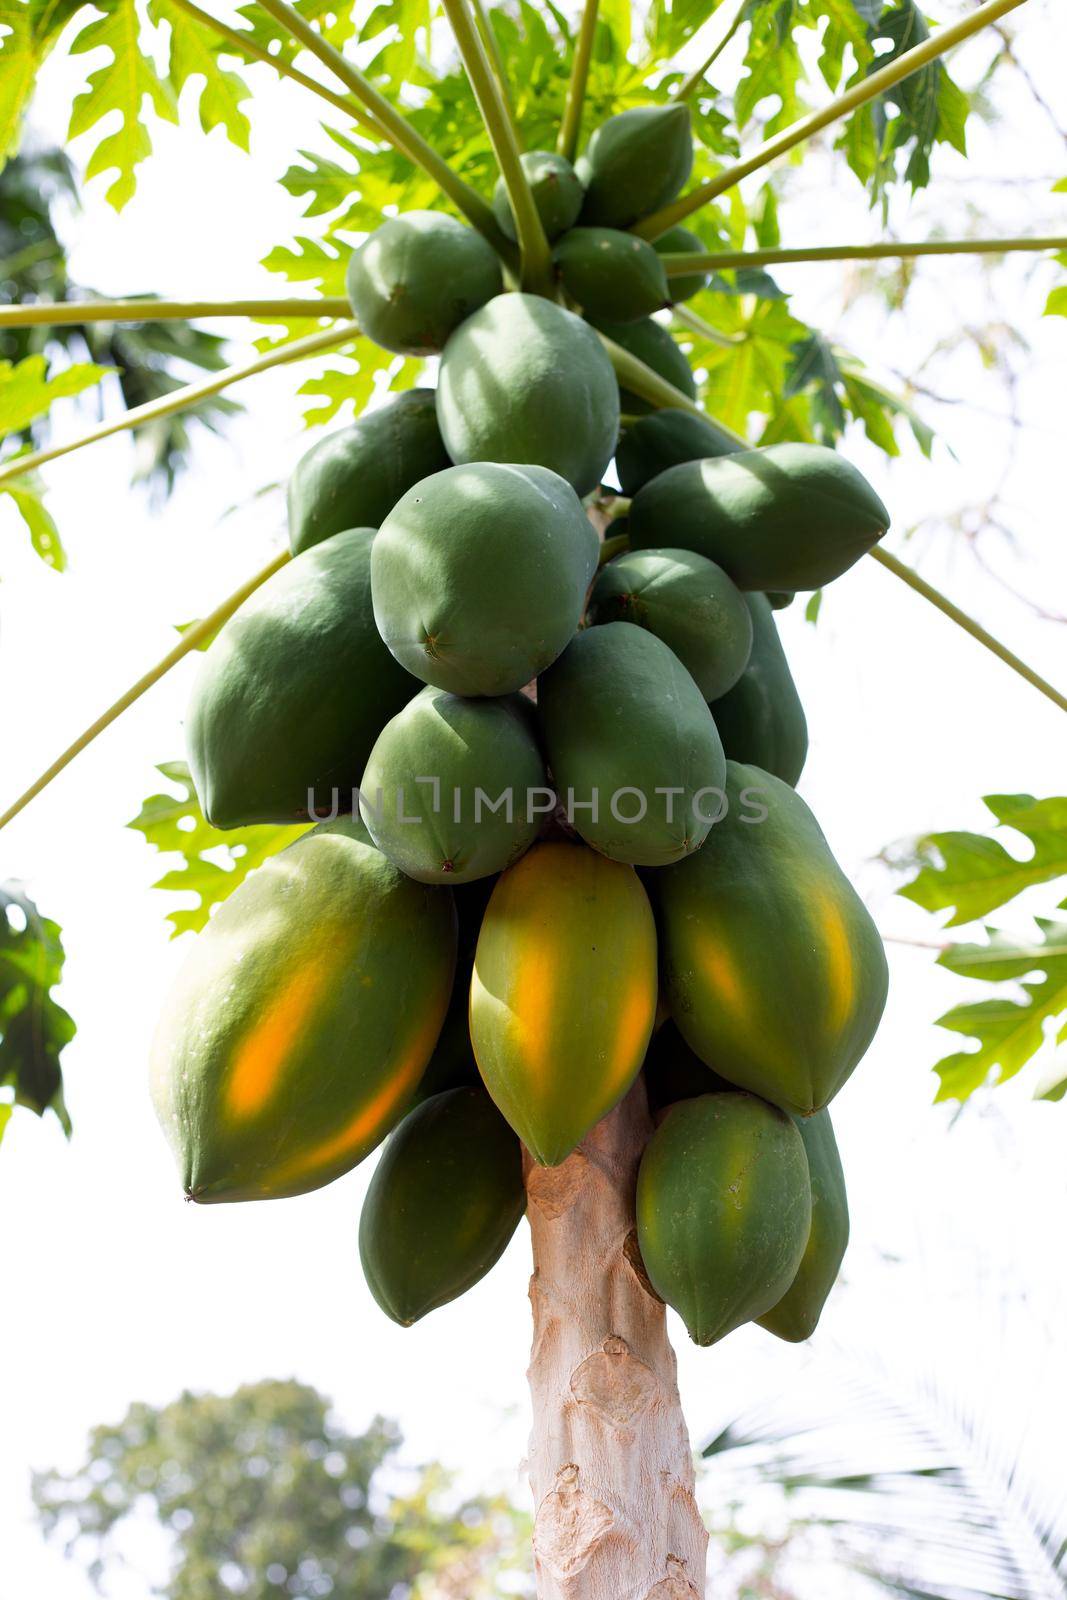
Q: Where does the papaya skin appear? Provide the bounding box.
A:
[287,389,449,555]
[436,294,620,497]
[358,1086,525,1326]
[636,1092,812,1347]
[710,591,808,786]
[493,150,584,243]
[615,408,740,497]
[655,224,709,303]
[186,528,417,829]
[345,210,503,356]
[588,315,696,415]
[758,1108,849,1342]
[587,547,753,702]
[371,461,598,696]
[553,228,670,324]
[643,1020,735,1114]
[629,443,890,591]
[655,762,889,1115]
[470,841,658,1166]
[576,105,694,230]
[359,685,546,884]
[150,817,457,1203]
[538,621,727,867]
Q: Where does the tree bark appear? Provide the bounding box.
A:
[524,1079,708,1599]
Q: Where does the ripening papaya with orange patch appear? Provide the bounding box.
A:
[654,763,888,1115]
[469,840,657,1165]
[150,817,456,1202]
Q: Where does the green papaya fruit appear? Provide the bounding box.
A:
[471,841,657,1166]
[345,211,503,355]
[589,316,696,415]
[187,529,416,829]
[554,228,670,324]
[629,443,890,590]
[654,224,709,303]
[586,547,753,701]
[371,461,597,696]
[636,1092,812,1346]
[437,294,619,496]
[493,150,584,242]
[758,1108,848,1342]
[576,105,693,229]
[358,1085,525,1325]
[766,591,795,609]
[615,407,739,497]
[643,1020,734,1113]
[710,592,807,786]
[150,817,457,1203]
[411,876,495,1105]
[656,762,889,1114]
[287,389,449,555]
[538,621,727,867]
[360,685,546,884]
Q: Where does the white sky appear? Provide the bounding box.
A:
[2,3,1066,1595]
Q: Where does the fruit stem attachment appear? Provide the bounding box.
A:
[634,0,1030,239]
[597,331,746,446]
[0,297,351,327]
[0,321,360,488]
[166,0,382,132]
[251,0,513,260]
[675,0,747,100]
[672,304,744,349]
[557,0,599,163]
[0,551,291,835]
[440,0,553,293]
[869,546,1067,717]
[660,236,1067,272]
[598,531,629,565]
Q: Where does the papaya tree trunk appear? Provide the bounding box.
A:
[524,1079,708,1599]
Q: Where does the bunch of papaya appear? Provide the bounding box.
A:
[151,95,888,1345]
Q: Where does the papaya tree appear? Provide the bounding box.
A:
[1,0,1066,1595]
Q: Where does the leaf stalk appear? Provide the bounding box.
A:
[660,235,1067,273]
[557,0,599,162]
[0,298,352,327]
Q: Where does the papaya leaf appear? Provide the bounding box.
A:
[67,0,178,210]
[129,761,307,938]
[0,351,110,436]
[0,468,65,567]
[898,794,1067,928]
[0,0,88,163]
[930,919,1067,1103]
[805,588,822,624]
[148,0,251,149]
[0,881,75,1142]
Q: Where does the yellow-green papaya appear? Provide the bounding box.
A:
[629,443,890,590]
[709,592,808,786]
[636,1092,812,1346]
[615,408,739,497]
[287,390,449,555]
[345,211,503,355]
[470,841,658,1165]
[576,106,693,229]
[371,462,597,695]
[187,529,416,829]
[358,1086,525,1325]
[586,548,753,701]
[359,685,546,883]
[758,1108,848,1342]
[654,224,709,302]
[436,294,619,496]
[554,227,670,323]
[150,818,457,1203]
[493,150,584,242]
[655,762,889,1114]
[589,315,695,414]
[538,622,727,866]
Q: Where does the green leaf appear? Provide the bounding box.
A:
[930,919,1067,1102]
[128,761,307,937]
[1046,284,1067,319]
[67,0,178,210]
[149,0,251,149]
[0,880,76,1141]
[0,0,88,163]
[0,468,65,568]
[898,794,1067,927]
[805,588,822,624]
[0,351,110,435]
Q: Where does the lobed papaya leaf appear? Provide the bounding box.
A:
[898,794,1067,928]
[0,350,110,436]
[148,0,251,149]
[929,918,1067,1103]
[0,880,76,1144]
[0,467,65,567]
[0,0,89,164]
[66,0,178,210]
[128,761,307,938]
